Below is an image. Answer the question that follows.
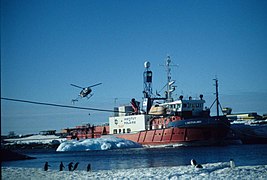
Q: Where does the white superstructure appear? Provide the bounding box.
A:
[160,99,205,116]
[109,114,149,134]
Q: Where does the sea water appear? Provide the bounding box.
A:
[2,143,267,171]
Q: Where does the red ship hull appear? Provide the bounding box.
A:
[65,116,230,147]
[66,126,229,146]
[116,126,229,146]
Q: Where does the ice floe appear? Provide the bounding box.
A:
[56,136,142,151]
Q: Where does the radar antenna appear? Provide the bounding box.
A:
[143,61,153,98]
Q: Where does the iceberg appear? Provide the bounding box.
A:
[56,136,142,151]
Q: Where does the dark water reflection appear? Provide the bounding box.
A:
[2,144,267,171]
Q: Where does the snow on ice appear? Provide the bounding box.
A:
[2,162,267,179]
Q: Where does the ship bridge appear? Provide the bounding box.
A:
[158,95,206,117]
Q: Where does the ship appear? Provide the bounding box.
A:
[65,56,230,147]
[223,107,267,144]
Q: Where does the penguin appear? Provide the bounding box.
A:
[195,164,203,168]
[87,163,91,172]
[190,159,203,168]
[73,162,79,171]
[191,159,197,166]
[68,162,73,171]
[44,162,50,171]
[230,159,235,168]
[59,162,65,171]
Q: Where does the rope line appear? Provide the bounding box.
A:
[1,97,117,113]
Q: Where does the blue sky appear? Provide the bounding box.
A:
[1,0,267,135]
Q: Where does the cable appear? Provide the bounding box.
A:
[1,97,117,113]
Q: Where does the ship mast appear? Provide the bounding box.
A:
[210,77,223,116]
[215,78,219,116]
[143,61,153,98]
[142,61,153,114]
[162,56,178,102]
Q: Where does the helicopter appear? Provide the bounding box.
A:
[71,83,102,103]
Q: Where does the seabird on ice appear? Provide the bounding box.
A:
[230,159,235,168]
[73,162,79,171]
[68,162,74,171]
[44,162,50,171]
[59,162,65,171]
[87,163,91,172]
[190,159,203,168]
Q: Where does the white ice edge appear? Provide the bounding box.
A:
[2,163,267,179]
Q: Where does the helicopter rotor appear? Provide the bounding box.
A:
[70,84,84,89]
[88,83,102,88]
